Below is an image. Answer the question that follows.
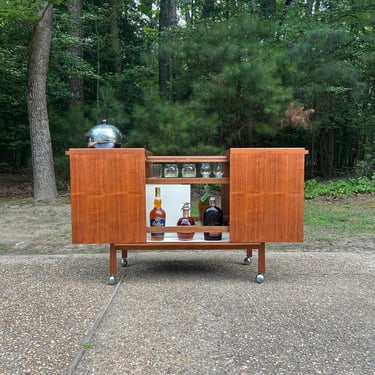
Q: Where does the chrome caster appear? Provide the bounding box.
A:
[120,258,128,267]
[243,256,252,265]
[108,275,116,285]
[255,274,265,283]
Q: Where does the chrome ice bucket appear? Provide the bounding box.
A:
[86,120,123,148]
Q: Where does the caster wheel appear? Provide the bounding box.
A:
[255,274,265,283]
[120,258,128,267]
[243,256,252,265]
[108,275,116,285]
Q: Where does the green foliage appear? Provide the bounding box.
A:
[304,176,375,199]
[89,83,130,130]
[127,90,222,155]
[355,153,375,178]
[158,15,292,148]
[83,342,94,350]
[54,154,70,188]
[278,1,374,177]
[0,1,39,22]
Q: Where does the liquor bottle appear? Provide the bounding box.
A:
[203,197,223,240]
[198,184,210,224]
[150,187,166,240]
[177,203,195,241]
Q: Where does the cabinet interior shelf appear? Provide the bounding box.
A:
[147,155,228,163]
[146,226,229,233]
[146,177,229,184]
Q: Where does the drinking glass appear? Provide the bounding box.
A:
[152,164,162,177]
[182,163,196,177]
[164,164,178,177]
[200,162,211,178]
[213,163,224,178]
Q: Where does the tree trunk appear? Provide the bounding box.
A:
[68,0,84,103]
[27,3,57,201]
[158,0,177,100]
[109,0,121,75]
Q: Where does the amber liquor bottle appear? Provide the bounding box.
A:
[203,197,223,240]
[177,203,195,241]
[150,187,166,240]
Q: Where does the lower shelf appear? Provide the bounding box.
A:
[107,241,266,284]
[146,232,230,242]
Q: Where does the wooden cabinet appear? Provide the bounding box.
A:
[68,148,308,283]
[229,148,305,243]
[69,148,148,244]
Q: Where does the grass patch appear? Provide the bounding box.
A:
[304,175,375,199]
[304,197,375,239]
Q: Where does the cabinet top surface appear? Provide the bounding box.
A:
[67,147,308,156]
[66,148,148,155]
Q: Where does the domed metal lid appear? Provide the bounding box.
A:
[86,120,123,148]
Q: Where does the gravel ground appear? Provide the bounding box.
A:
[1,249,374,375]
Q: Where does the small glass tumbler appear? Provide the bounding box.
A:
[164,163,178,177]
[200,162,211,178]
[182,163,196,177]
[152,164,162,177]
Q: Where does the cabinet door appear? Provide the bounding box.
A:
[69,148,146,243]
[229,148,307,242]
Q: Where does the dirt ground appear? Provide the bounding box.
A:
[0,173,374,256]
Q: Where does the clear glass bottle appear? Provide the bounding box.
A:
[177,202,195,240]
[203,197,223,240]
[149,187,166,240]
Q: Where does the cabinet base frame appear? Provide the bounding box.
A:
[108,242,265,284]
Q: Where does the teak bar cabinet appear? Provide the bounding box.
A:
[68,148,308,284]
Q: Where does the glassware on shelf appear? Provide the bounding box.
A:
[152,164,162,177]
[181,163,196,177]
[200,162,211,178]
[164,163,178,177]
[213,163,224,178]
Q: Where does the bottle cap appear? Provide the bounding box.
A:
[155,187,160,196]
[182,202,190,210]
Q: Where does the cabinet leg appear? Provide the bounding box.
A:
[109,243,117,277]
[120,248,128,267]
[247,248,253,258]
[244,247,253,265]
[258,242,265,275]
[122,249,128,260]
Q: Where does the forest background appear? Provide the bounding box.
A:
[0,0,374,200]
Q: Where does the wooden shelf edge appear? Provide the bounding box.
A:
[146,177,229,184]
[147,155,229,163]
[146,226,229,233]
[112,242,264,250]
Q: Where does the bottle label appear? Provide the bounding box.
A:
[200,191,210,203]
[150,217,165,238]
[179,218,192,225]
[151,217,165,227]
